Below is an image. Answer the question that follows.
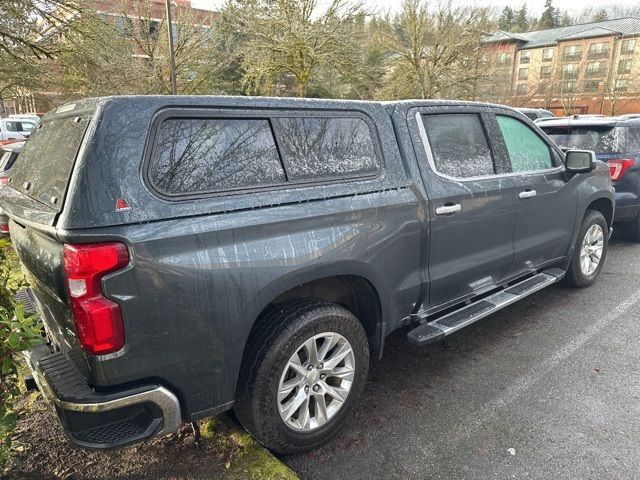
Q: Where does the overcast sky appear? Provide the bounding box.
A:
[192,0,640,17]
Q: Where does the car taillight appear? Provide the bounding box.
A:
[0,224,9,233]
[0,177,8,186]
[63,243,129,355]
[608,158,634,181]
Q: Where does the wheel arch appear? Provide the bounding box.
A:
[586,196,614,228]
[237,268,385,387]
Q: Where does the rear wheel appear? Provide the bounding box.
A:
[565,210,608,287]
[234,299,369,454]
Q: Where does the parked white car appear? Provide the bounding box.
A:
[9,113,40,124]
[0,118,36,141]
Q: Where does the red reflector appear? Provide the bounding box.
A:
[608,158,634,181]
[63,243,129,355]
[116,198,131,212]
[0,177,8,186]
[0,224,9,233]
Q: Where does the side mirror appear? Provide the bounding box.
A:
[565,150,596,173]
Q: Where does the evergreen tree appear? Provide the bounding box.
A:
[539,0,557,29]
[559,12,572,27]
[592,9,608,22]
[498,6,515,31]
[514,5,529,32]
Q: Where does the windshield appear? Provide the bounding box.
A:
[541,126,621,154]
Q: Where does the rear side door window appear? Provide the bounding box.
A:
[149,118,286,195]
[421,114,495,178]
[496,115,555,172]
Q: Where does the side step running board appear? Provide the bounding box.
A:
[407,268,565,346]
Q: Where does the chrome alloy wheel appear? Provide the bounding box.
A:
[580,224,604,276]
[277,332,355,432]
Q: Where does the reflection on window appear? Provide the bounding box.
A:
[497,115,553,172]
[541,126,620,154]
[422,114,495,178]
[150,118,286,195]
[272,117,378,181]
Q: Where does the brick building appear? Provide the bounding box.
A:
[2,0,216,115]
[478,17,640,116]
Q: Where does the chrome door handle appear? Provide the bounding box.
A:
[435,204,462,215]
[519,190,537,199]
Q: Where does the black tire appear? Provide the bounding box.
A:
[234,298,369,454]
[565,210,608,287]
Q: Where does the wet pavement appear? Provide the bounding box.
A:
[282,238,640,479]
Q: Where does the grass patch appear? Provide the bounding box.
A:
[200,416,298,480]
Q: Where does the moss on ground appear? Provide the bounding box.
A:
[200,416,298,480]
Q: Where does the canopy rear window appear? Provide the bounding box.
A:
[8,115,90,211]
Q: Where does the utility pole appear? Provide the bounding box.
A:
[165,0,177,95]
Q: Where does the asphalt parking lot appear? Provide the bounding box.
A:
[282,238,640,480]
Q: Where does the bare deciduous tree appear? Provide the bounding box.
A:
[224,0,367,97]
[375,0,493,100]
[57,0,233,98]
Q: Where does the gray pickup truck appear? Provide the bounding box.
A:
[0,96,613,454]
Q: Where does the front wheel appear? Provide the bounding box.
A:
[565,210,608,287]
[234,299,369,454]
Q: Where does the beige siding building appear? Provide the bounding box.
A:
[479,17,640,115]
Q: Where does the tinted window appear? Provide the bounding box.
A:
[272,117,378,181]
[497,115,554,172]
[541,126,621,154]
[624,128,640,152]
[9,116,89,211]
[422,114,494,178]
[150,118,286,195]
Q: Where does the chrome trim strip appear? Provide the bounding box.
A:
[24,350,182,437]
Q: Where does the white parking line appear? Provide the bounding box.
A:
[450,288,640,442]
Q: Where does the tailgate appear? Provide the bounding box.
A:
[10,221,89,375]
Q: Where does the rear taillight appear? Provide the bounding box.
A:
[608,158,635,181]
[0,177,8,186]
[0,224,9,233]
[63,243,129,355]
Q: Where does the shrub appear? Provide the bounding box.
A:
[0,239,43,465]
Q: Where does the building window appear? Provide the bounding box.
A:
[560,80,577,93]
[518,67,529,80]
[619,59,633,74]
[615,79,629,92]
[520,51,531,64]
[621,39,636,55]
[585,61,606,77]
[542,48,554,62]
[540,65,552,78]
[516,83,528,96]
[496,52,510,67]
[563,45,582,61]
[562,63,579,79]
[584,80,601,92]
[588,42,610,59]
[149,20,160,38]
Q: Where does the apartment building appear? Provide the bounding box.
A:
[479,17,640,115]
